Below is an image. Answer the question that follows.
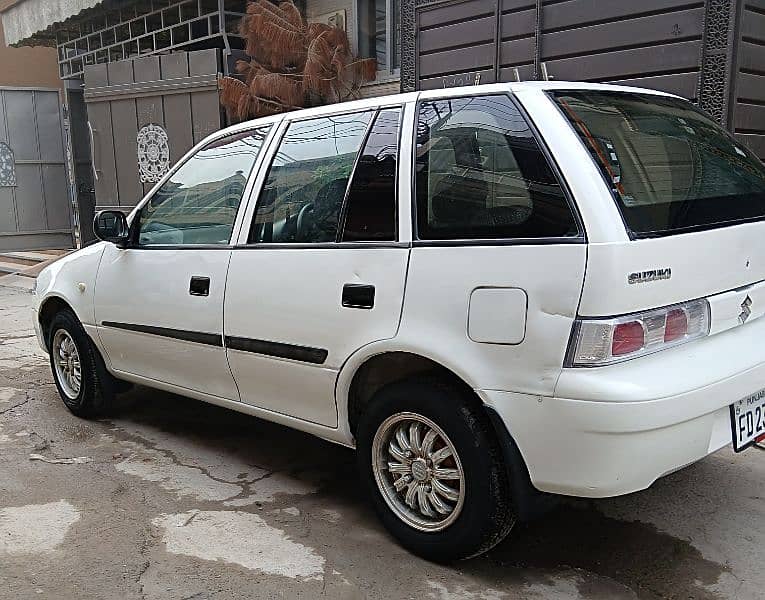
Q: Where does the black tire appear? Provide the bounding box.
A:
[48,309,115,418]
[356,378,515,561]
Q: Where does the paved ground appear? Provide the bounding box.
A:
[0,285,762,600]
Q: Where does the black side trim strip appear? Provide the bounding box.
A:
[101,321,223,347]
[225,335,328,365]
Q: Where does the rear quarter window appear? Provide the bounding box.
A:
[415,94,579,241]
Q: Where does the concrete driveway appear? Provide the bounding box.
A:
[0,286,762,600]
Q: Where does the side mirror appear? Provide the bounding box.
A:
[93,210,129,246]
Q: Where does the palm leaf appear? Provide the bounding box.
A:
[251,72,304,108]
[226,1,379,119]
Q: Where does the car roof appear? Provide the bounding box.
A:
[213,80,682,139]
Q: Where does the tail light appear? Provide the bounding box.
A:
[567,299,710,367]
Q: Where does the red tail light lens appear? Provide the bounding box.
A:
[664,308,688,342]
[612,321,645,356]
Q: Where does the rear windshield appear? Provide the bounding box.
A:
[550,90,765,237]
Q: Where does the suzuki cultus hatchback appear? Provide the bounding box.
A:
[34,82,765,560]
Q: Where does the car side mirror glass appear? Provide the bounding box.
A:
[93,210,129,246]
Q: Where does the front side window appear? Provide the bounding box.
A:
[415,94,578,240]
[358,0,400,73]
[250,111,373,244]
[551,90,765,237]
[137,127,270,245]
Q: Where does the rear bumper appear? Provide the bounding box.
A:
[482,389,736,497]
[480,315,765,498]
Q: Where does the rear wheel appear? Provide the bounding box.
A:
[48,310,115,418]
[357,379,515,561]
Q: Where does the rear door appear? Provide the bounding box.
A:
[224,106,409,427]
[398,91,587,397]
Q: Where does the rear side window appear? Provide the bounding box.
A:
[551,90,765,237]
[250,112,373,244]
[341,108,400,242]
[415,94,578,240]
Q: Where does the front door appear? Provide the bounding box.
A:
[225,107,408,427]
[94,126,272,400]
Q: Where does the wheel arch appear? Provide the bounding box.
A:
[38,295,77,351]
[338,345,557,521]
[344,351,478,438]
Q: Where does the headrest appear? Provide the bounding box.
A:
[430,174,488,223]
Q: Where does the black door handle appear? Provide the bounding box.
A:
[342,283,375,309]
[189,276,210,296]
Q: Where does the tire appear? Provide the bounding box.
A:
[356,378,515,561]
[48,309,115,418]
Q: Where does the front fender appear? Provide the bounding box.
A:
[35,242,107,328]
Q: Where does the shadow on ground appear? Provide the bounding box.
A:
[109,386,728,600]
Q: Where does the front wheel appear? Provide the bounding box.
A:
[357,379,515,561]
[48,310,114,418]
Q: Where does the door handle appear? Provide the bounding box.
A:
[342,283,375,309]
[189,276,210,297]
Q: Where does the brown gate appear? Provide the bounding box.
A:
[82,49,223,243]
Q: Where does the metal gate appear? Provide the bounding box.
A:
[0,87,74,251]
[82,49,223,242]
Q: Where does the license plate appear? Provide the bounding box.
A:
[730,389,765,452]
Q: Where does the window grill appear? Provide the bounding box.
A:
[54,0,248,79]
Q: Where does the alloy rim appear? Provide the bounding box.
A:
[52,329,81,399]
[372,412,465,532]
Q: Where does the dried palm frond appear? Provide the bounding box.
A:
[307,23,349,53]
[251,72,304,108]
[242,0,304,68]
[247,0,303,47]
[236,91,257,121]
[303,34,333,97]
[345,57,378,88]
[329,46,348,77]
[220,0,378,121]
[279,1,303,29]
[220,77,250,118]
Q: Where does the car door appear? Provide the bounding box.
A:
[94,125,273,400]
[224,106,410,427]
[398,91,587,397]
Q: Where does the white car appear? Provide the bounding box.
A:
[33,82,765,561]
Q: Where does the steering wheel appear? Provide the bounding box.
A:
[296,202,314,240]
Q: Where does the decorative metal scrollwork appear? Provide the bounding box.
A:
[402,0,447,92]
[137,124,170,183]
[698,0,735,126]
[0,142,16,187]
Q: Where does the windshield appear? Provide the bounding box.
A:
[550,90,765,237]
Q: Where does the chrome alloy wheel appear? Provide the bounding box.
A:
[52,329,81,399]
[372,412,466,532]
